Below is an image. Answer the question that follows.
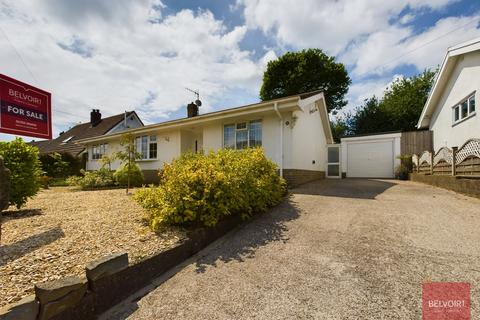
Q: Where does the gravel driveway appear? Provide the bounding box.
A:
[104,179,480,319]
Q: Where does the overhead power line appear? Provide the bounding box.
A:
[0,24,39,85]
[371,17,480,73]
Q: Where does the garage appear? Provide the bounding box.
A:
[341,132,402,178]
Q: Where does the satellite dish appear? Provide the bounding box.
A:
[185,87,201,107]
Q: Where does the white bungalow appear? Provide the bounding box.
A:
[77,91,337,186]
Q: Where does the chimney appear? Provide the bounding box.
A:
[187,102,198,118]
[90,109,102,126]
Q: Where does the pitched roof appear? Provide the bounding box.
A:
[77,90,328,145]
[417,37,480,128]
[30,111,138,156]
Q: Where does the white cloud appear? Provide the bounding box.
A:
[345,15,480,77]
[237,0,457,55]
[236,0,480,118]
[0,0,268,138]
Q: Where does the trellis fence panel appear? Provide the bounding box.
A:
[412,138,480,177]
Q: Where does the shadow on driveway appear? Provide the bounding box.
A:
[293,178,397,199]
[194,196,301,273]
[0,226,65,266]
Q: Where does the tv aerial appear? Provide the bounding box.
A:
[185,87,202,107]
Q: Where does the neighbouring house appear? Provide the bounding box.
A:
[77,91,334,186]
[30,109,143,158]
[417,37,479,150]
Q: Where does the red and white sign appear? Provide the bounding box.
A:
[423,282,470,320]
[0,74,52,139]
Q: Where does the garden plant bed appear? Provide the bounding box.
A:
[0,187,185,308]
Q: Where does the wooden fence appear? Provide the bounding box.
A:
[401,130,433,156]
[412,138,480,177]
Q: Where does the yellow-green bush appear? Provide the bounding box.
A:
[134,148,286,229]
[114,163,144,187]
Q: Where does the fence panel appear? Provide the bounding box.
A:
[412,138,480,177]
[401,130,433,156]
[455,139,480,176]
[417,151,432,174]
[432,147,452,175]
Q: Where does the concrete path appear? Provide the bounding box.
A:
[104,179,480,319]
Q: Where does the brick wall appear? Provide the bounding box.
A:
[410,173,480,198]
[283,169,325,188]
[142,170,160,185]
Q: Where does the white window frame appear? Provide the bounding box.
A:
[91,143,108,160]
[223,120,262,150]
[135,135,157,160]
[452,92,476,126]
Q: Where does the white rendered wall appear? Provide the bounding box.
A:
[430,51,480,150]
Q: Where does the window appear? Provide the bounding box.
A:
[223,120,262,149]
[92,143,108,160]
[453,93,476,124]
[135,135,157,159]
[469,95,475,113]
[149,136,157,159]
[249,120,262,147]
[236,122,248,149]
[223,124,235,149]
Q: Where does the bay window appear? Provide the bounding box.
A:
[223,120,262,149]
[135,135,157,160]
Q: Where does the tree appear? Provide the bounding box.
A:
[381,70,436,131]
[100,154,116,171]
[260,49,351,112]
[348,70,436,135]
[330,119,349,143]
[114,133,142,194]
[0,138,42,208]
[348,97,392,135]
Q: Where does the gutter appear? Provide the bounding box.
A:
[273,102,284,177]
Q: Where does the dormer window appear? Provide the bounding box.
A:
[453,93,475,125]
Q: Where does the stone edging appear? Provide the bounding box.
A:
[0,216,242,320]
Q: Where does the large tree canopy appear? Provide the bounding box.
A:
[343,70,436,136]
[260,49,351,112]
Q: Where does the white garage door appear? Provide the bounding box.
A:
[347,140,394,178]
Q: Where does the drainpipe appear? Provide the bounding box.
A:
[273,102,284,177]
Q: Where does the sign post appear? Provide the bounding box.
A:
[0,74,52,139]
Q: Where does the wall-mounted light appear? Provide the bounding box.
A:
[164,136,170,142]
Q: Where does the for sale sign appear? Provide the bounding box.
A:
[0,74,52,139]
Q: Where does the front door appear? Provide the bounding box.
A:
[327,144,341,178]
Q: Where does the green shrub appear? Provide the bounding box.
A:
[68,168,115,189]
[114,163,144,187]
[0,138,42,208]
[395,154,413,180]
[66,175,83,186]
[39,152,83,178]
[134,148,286,229]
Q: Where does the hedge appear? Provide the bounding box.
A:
[134,148,286,229]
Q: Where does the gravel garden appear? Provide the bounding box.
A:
[0,140,285,316]
[0,187,184,308]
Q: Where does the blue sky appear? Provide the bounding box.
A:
[1,0,480,141]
